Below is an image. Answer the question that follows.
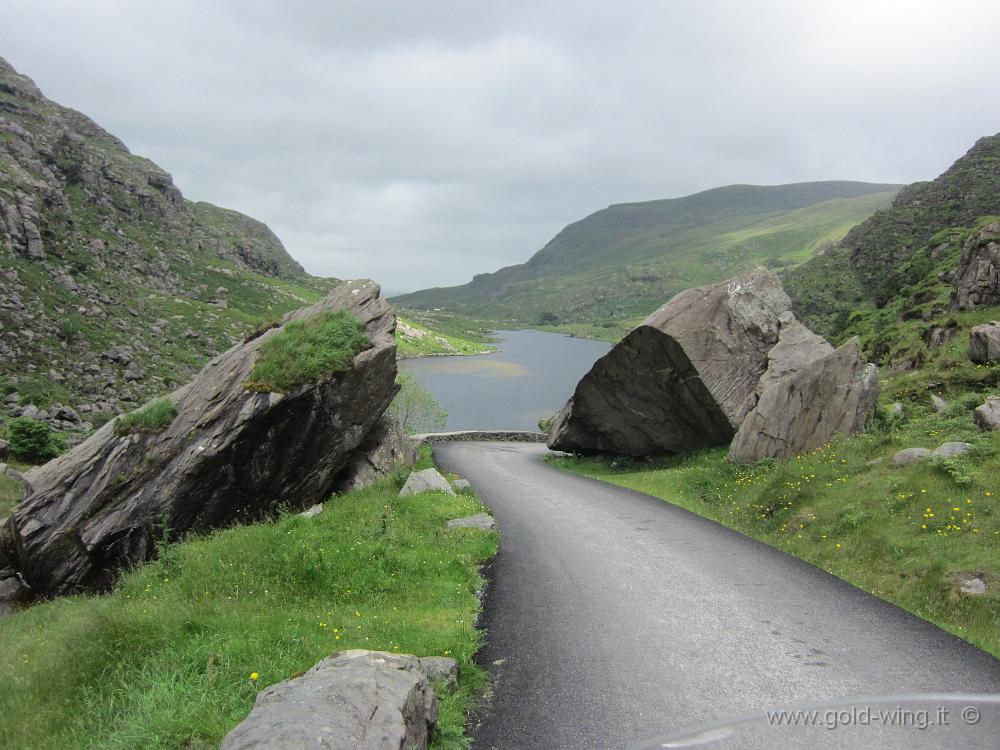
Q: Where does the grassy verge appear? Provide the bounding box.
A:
[550,400,1000,659]
[396,316,495,358]
[0,447,498,749]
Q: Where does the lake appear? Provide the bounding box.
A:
[399,329,611,432]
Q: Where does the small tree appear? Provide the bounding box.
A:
[7,417,65,463]
[389,372,447,434]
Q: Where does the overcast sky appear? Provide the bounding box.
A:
[3,1,1000,294]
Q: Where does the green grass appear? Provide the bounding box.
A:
[550,400,1000,659]
[113,398,178,437]
[245,311,370,393]
[0,447,498,749]
[396,316,494,358]
[0,460,30,519]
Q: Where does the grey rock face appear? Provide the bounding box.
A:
[220,650,450,750]
[399,468,455,497]
[756,311,834,395]
[974,397,1000,431]
[548,268,791,456]
[451,478,472,492]
[932,442,972,458]
[446,513,496,531]
[953,223,1000,309]
[969,322,1000,364]
[2,281,398,596]
[892,447,933,466]
[728,339,879,463]
[331,415,419,495]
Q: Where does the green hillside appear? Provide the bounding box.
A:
[393,182,899,326]
[786,133,1000,339]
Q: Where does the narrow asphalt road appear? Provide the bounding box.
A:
[433,441,1000,750]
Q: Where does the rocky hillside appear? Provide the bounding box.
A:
[0,56,339,439]
[393,181,899,326]
[786,133,1000,338]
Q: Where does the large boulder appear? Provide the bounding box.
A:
[220,650,449,750]
[974,397,1000,431]
[727,339,879,463]
[1,280,399,596]
[953,223,1000,310]
[548,268,792,456]
[969,322,1000,364]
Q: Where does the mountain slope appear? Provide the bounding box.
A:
[393,181,899,324]
[0,56,339,431]
[786,133,1000,338]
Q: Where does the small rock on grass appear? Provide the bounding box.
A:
[960,578,988,596]
[451,478,472,492]
[892,448,932,466]
[931,395,948,413]
[446,513,496,531]
[931,442,972,458]
[399,468,455,497]
[299,504,323,518]
[974,397,1000,431]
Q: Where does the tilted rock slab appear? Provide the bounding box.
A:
[548,268,793,456]
[1,280,398,596]
[727,339,878,463]
[220,650,452,750]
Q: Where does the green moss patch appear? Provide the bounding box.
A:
[245,311,370,393]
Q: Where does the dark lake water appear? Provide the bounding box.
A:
[399,329,611,432]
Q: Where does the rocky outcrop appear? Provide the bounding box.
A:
[220,650,452,750]
[953,223,1000,310]
[548,268,791,456]
[728,339,878,463]
[1,280,400,597]
[969,322,1000,364]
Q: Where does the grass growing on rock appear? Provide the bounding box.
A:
[551,399,1000,659]
[0,447,497,749]
[245,310,370,393]
[113,398,178,436]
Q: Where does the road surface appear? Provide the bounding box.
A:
[433,441,1000,750]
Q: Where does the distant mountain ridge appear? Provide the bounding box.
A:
[393,181,900,324]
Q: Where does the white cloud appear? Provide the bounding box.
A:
[3,0,1000,292]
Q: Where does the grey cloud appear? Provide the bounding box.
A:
[3,0,1000,292]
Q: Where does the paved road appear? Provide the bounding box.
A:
[433,442,1000,750]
